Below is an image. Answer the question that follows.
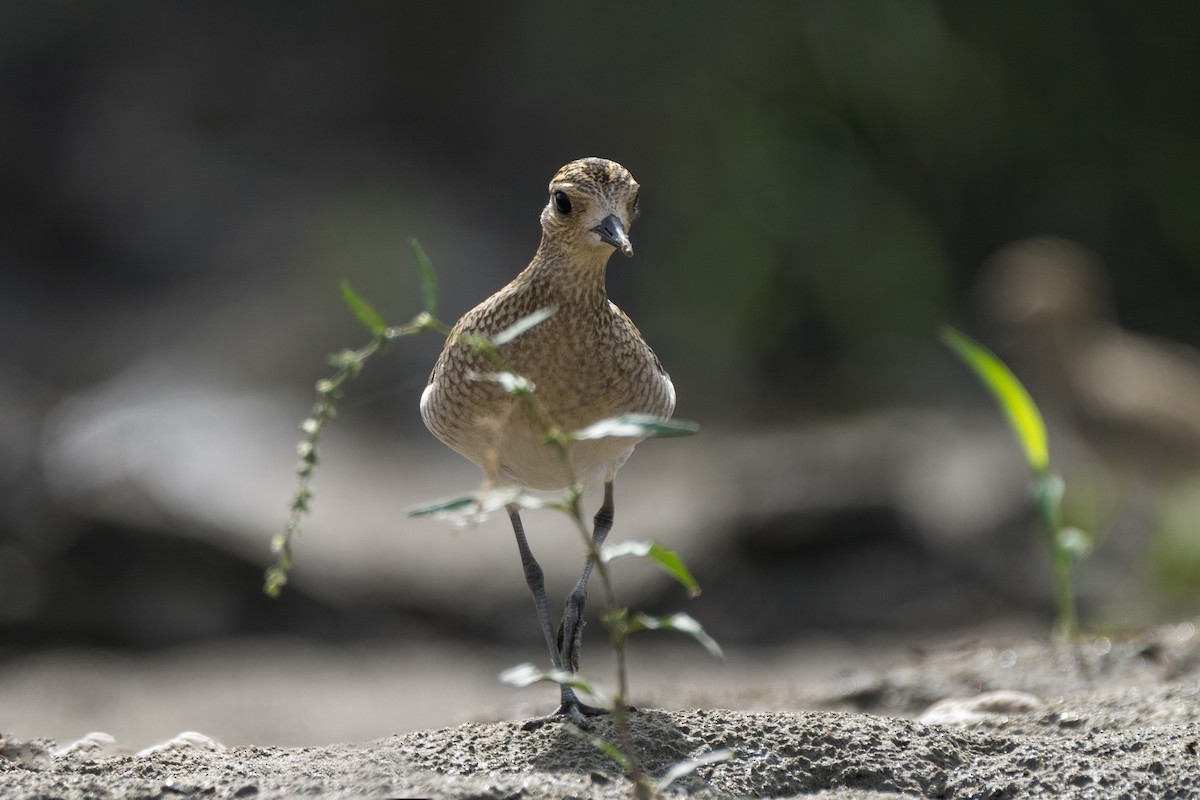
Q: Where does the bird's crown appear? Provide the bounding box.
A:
[550,157,636,191]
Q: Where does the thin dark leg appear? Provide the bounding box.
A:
[552,480,614,717]
[509,507,562,670]
[509,507,589,721]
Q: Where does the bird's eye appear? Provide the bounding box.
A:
[553,190,572,214]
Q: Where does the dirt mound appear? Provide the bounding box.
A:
[4,625,1198,799]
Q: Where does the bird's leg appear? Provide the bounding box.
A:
[509,507,562,670]
[508,507,592,722]
[552,480,614,718]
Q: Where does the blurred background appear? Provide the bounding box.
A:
[3,1,1200,748]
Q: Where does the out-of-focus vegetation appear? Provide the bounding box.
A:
[3,2,1198,415]
[942,326,1091,639]
[5,1,1200,645]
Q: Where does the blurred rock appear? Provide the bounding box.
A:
[918,689,1044,725]
[644,411,1048,641]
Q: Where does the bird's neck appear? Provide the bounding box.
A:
[523,237,612,304]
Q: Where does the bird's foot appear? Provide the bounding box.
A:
[520,700,612,731]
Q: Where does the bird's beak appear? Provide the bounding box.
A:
[594,214,634,257]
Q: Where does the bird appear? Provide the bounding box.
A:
[420,157,676,723]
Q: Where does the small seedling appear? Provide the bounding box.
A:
[268,244,727,797]
[409,313,722,797]
[264,239,448,597]
[941,325,1092,639]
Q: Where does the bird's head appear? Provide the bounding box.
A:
[540,157,640,260]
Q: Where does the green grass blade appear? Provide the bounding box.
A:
[602,540,701,597]
[339,280,387,337]
[572,414,700,441]
[408,238,439,317]
[628,612,724,659]
[491,307,555,346]
[940,325,1049,473]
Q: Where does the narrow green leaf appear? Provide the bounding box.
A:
[406,494,480,517]
[627,612,724,659]
[572,414,700,441]
[466,370,536,395]
[407,488,549,524]
[940,325,1049,473]
[656,749,733,790]
[339,280,388,337]
[602,540,701,597]
[408,238,439,317]
[498,663,598,697]
[491,307,555,346]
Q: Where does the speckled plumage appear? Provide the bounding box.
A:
[418,158,674,722]
[421,157,675,490]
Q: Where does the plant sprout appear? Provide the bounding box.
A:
[264,239,447,598]
[941,325,1091,639]
[267,242,727,796]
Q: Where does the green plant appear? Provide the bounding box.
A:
[941,325,1092,639]
[267,242,729,797]
[264,239,447,598]
[408,313,725,798]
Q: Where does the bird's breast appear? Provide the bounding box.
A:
[421,291,673,489]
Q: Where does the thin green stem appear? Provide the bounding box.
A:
[546,456,642,788]
[266,313,446,597]
[476,342,644,788]
[1034,472,1077,640]
[606,620,648,797]
[1051,546,1077,641]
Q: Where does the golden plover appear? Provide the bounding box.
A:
[421,157,675,721]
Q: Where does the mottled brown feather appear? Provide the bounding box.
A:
[421,157,674,489]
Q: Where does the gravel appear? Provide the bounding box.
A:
[4,624,1199,799]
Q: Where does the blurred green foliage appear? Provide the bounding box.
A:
[4,1,1199,416]
[1149,479,1200,610]
[5,0,1200,648]
[501,1,1200,410]
[941,326,1089,638]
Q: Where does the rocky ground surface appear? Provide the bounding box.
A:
[3,623,1199,799]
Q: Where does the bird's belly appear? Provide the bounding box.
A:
[422,324,674,490]
[496,429,642,490]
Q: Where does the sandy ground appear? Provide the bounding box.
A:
[3,623,1199,799]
